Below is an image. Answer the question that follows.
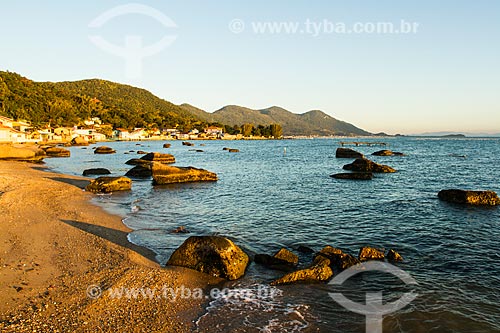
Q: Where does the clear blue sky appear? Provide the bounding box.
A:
[1,1,499,134]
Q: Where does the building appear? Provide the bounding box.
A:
[204,126,224,138]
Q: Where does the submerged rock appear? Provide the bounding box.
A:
[343,158,396,173]
[254,254,295,271]
[85,176,132,193]
[270,256,333,285]
[314,246,359,270]
[137,150,148,154]
[166,236,249,280]
[330,172,373,180]
[387,249,404,262]
[358,246,385,261]
[140,152,175,164]
[125,165,152,178]
[336,148,364,158]
[182,141,194,146]
[82,168,111,176]
[297,245,315,254]
[438,189,500,206]
[170,226,189,234]
[152,164,218,185]
[94,146,116,154]
[125,158,152,166]
[372,150,404,156]
[45,147,70,158]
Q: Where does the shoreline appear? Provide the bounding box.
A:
[0,161,221,332]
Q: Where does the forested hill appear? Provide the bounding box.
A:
[0,71,201,130]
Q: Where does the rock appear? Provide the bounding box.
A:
[125,165,152,178]
[45,147,70,158]
[228,149,239,153]
[137,150,148,154]
[274,248,299,266]
[372,150,404,156]
[85,176,132,193]
[0,144,37,161]
[343,158,396,173]
[125,158,152,166]
[314,246,359,270]
[438,189,500,206]
[182,141,194,146]
[82,168,111,176]
[330,172,373,180]
[222,147,230,151]
[166,236,249,280]
[387,249,403,262]
[297,245,315,254]
[71,136,89,146]
[358,246,385,261]
[195,150,204,153]
[270,256,333,285]
[170,226,189,234]
[140,152,175,164]
[336,148,364,158]
[152,164,218,185]
[163,143,171,148]
[94,146,116,154]
[254,254,295,271]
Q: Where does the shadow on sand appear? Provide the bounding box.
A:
[60,219,157,262]
[47,177,90,189]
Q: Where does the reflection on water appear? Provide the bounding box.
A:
[45,138,500,332]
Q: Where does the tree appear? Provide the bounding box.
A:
[242,123,254,137]
[270,124,283,138]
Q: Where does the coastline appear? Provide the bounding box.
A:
[0,161,220,332]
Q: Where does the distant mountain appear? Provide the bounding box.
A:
[180,104,371,136]
[413,131,500,137]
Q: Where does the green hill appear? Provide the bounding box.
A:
[0,71,201,130]
[180,104,371,136]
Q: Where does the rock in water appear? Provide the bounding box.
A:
[313,246,360,270]
[140,152,175,164]
[152,164,218,185]
[45,147,70,157]
[336,148,364,158]
[82,168,111,176]
[85,176,132,193]
[166,236,249,280]
[343,158,396,173]
[94,146,116,154]
[371,150,404,156]
[125,158,152,166]
[125,165,152,178]
[273,248,299,266]
[228,149,239,153]
[270,256,333,285]
[387,249,404,262]
[163,143,171,148]
[358,246,385,261]
[182,141,194,146]
[438,189,500,206]
[330,172,373,180]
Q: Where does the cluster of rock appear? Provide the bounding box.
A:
[165,235,404,284]
[331,147,397,180]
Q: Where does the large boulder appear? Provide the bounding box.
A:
[372,150,404,156]
[0,144,38,161]
[45,147,70,158]
[270,256,333,285]
[438,189,500,206]
[314,246,360,270]
[343,158,396,173]
[152,164,218,185]
[71,136,89,146]
[83,168,111,176]
[330,172,373,180]
[166,236,249,280]
[358,246,385,261]
[94,146,116,154]
[274,248,299,266]
[140,152,175,164]
[336,148,364,158]
[85,176,132,193]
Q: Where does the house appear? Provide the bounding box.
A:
[204,126,224,138]
[129,128,147,140]
[114,128,131,140]
[0,125,27,142]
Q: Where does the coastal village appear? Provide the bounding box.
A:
[0,115,228,144]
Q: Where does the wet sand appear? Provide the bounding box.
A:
[0,161,220,332]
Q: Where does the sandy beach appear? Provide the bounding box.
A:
[0,161,220,332]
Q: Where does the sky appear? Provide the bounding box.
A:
[1,1,499,134]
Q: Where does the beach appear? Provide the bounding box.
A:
[0,161,220,332]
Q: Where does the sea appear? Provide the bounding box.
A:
[44,137,500,333]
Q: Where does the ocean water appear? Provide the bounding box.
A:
[44,138,500,333]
